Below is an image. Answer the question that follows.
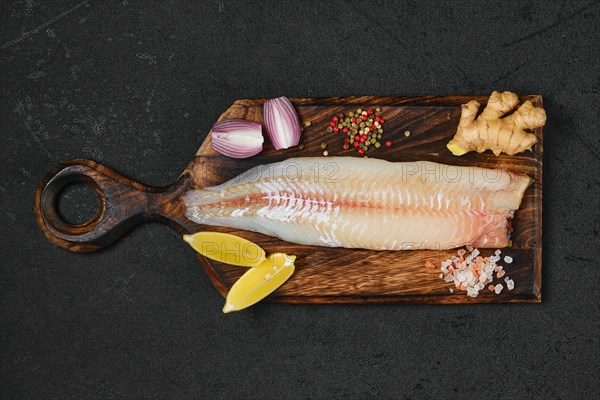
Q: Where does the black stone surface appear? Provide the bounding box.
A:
[1,1,599,399]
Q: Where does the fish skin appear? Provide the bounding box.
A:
[184,157,531,250]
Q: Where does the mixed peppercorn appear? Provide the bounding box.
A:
[327,107,389,155]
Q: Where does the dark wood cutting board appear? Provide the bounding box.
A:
[35,95,543,303]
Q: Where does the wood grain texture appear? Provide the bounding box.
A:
[34,95,543,304]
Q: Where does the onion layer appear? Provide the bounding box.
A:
[211,119,264,158]
[263,96,301,149]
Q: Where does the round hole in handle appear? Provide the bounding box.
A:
[40,172,107,236]
[56,182,101,225]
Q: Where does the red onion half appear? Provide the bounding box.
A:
[263,96,301,149]
[211,119,264,158]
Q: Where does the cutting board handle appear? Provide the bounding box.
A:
[34,159,191,252]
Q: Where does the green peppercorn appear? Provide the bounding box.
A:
[337,123,343,129]
[357,108,362,114]
[337,112,344,119]
[304,121,312,127]
[360,122,365,128]
[378,128,383,134]
[345,117,350,123]
[375,107,381,112]
[366,121,372,127]
[327,127,333,133]
[298,144,305,150]
[377,134,382,139]
[375,142,381,148]
[320,143,327,149]
[348,111,354,118]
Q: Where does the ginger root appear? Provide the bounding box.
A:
[447,91,546,156]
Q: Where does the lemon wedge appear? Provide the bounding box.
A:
[223,253,296,313]
[183,232,266,267]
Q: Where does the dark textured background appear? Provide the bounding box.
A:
[1,1,599,399]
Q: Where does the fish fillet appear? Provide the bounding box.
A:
[184,157,531,250]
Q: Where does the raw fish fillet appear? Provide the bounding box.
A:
[184,157,531,250]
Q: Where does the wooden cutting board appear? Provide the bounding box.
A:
[35,96,543,303]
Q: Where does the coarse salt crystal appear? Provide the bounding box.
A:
[449,288,454,293]
[466,271,474,281]
[494,284,503,294]
[497,269,506,278]
[495,250,501,256]
[439,273,444,279]
[472,249,480,257]
[506,279,515,290]
[504,256,513,264]
[457,249,466,257]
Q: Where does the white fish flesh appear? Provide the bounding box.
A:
[184,157,531,250]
